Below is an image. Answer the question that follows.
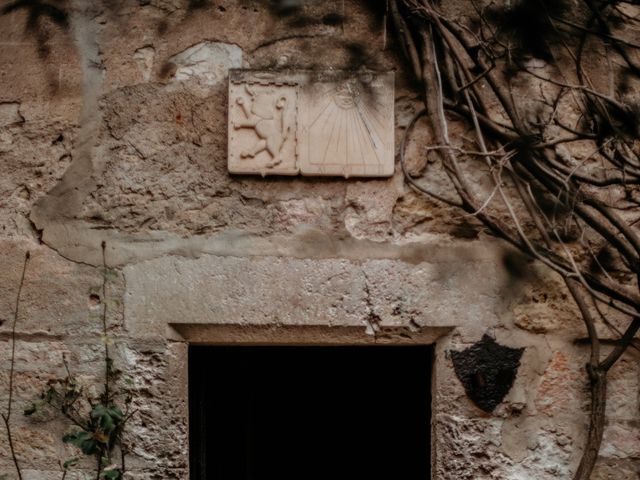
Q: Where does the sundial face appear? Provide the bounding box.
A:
[228,70,395,178]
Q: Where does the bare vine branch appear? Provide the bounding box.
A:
[2,251,31,480]
[392,1,640,477]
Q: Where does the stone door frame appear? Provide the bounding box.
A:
[174,323,452,480]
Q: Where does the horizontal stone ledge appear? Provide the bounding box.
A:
[38,221,503,267]
[170,323,454,345]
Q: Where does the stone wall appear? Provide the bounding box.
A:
[0,1,638,479]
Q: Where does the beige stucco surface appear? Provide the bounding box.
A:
[0,1,638,479]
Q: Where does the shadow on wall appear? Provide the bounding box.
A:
[2,0,393,73]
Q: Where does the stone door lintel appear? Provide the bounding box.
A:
[168,323,455,345]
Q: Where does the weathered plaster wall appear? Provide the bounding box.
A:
[0,1,638,479]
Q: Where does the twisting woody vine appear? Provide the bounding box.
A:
[390,1,640,478]
[1,251,30,480]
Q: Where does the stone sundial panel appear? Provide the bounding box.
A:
[228,70,395,178]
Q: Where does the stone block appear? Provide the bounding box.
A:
[0,242,115,337]
[0,103,23,127]
[170,42,242,92]
[123,252,502,340]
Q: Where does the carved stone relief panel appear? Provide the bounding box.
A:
[228,70,395,178]
[228,74,299,175]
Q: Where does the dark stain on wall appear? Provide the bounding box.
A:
[451,334,525,413]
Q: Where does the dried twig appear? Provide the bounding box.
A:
[2,251,31,480]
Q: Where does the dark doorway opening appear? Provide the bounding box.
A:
[189,345,432,480]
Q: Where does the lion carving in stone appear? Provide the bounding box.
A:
[233,85,291,168]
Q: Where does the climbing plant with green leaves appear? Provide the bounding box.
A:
[4,242,132,480]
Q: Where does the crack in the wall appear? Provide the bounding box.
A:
[362,271,382,336]
[32,211,507,268]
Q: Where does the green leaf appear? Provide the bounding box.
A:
[62,431,80,443]
[108,406,123,422]
[100,462,122,480]
[63,430,98,455]
[63,457,79,469]
[90,404,124,440]
[100,469,122,480]
[44,387,56,402]
[24,403,37,416]
[100,413,114,433]
[106,357,114,374]
[81,440,98,455]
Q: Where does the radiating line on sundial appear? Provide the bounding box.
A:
[352,109,368,167]
[361,101,386,136]
[346,109,350,167]
[354,102,380,152]
[355,106,382,165]
[310,99,333,126]
[334,109,347,163]
[319,103,340,165]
